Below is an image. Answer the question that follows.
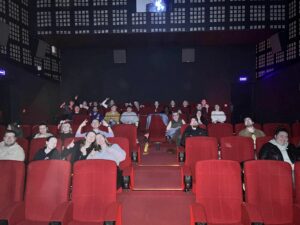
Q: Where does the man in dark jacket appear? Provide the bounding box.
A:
[180,117,208,146]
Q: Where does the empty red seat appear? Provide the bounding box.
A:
[112,124,141,162]
[72,114,89,124]
[1,160,71,225]
[60,160,122,225]
[20,125,32,138]
[262,123,291,136]
[244,160,299,225]
[190,160,246,225]
[107,137,133,189]
[220,136,254,163]
[292,122,300,137]
[207,123,233,141]
[182,137,218,191]
[234,123,262,135]
[255,136,273,156]
[0,125,5,139]
[0,161,25,222]
[148,115,167,143]
[291,136,300,147]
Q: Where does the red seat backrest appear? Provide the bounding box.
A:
[0,125,5,139]
[72,114,89,124]
[290,136,300,147]
[29,138,63,161]
[185,137,218,179]
[262,123,291,136]
[20,125,32,138]
[244,160,293,224]
[72,160,117,222]
[17,138,29,161]
[148,115,167,142]
[292,122,300,137]
[220,136,254,162]
[295,162,300,204]
[195,160,242,223]
[24,160,71,221]
[112,124,138,153]
[255,136,273,155]
[0,161,25,213]
[107,137,131,170]
[207,123,233,140]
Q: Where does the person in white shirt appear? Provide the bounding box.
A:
[75,119,114,138]
[33,123,53,139]
[211,104,226,123]
[120,106,139,126]
[0,130,25,161]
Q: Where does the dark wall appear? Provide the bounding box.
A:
[0,59,60,124]
[255,61,300,123]
[60,45,256,107]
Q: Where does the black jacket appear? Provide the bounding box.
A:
[33,147,61,161]
[258,142,300,163]
[180,126,208,146]
[61,141,94,163]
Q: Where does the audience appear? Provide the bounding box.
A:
[104,105,120,126]
[33,136,60,161]
[7,122,23,138]
[211,104,226,123]
[259,127,300,169]
[195,110,208,126]
[200,99,210,123]
[58,121,74,140]
[33,123,53,139]
[0,130,25,161]
[90,106,104,121]
[76,119,114,138]
[180,117,208,146]
[238,117,265,147]
[179,100,191,120]
[120,105,139,126]
[166,111,186,144]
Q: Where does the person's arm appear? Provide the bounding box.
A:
[258,143,273,160]
[120,113,127,124]
[33,148,45,161]
[166,121,172,131]
[75,119,88,137]
[180,127,190,146]
[100,98,109,108]
[182,119,186,125]
[12,145,25,162]
[211,111,216,123]
[109,144,126,165]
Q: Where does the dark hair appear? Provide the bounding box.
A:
[38,123,48,127]
[46,136,57,142]
[274,127,289,136]
[4,130,17,137]
[85,131,96,137]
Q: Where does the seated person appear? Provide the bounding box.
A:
[104,105,120,126]
[7,122,23,138]
[120,105,139,126]
[169,100,179,113]
[195,110,208,126]
[259,127,300,169]
[33,136,60,161]
[58,121,74,140]
[211,104,226,123]
[73,105,81,115]
[200,99,210,122]
[61,131,96,163]
[145,111,169,130]
[179,100,191,120]
[238,117,265,146]
[76,119,114,138]
[180,117,208,146]
[89,106,104,121]
[87,133,126,189]
[33,123,53,139]
[0,130,25,161]
[166,111,186,143]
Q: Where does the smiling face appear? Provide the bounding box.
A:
[46,137,57,150]
[39,125,48,135]
[61,123,71,134]
[85,132,96,144]
[3,132,17,146]
[275,131,288,146]
[91,119,100,129]
[190,118,199,127]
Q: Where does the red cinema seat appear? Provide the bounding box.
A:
[244,160,299,225]
[220,136,255,163]
[292,122,300,137]
[234,123,262,135]
[1,160,71,225]
[148,115,167,143]
[17,138,29,162]
[190,160,246,225]
[207,123,233,141]
[107,137,133,189]
[20,125,32,138]
[182,137,218,191]
[262,123,291,137]
[295,162,300,204]
[59,160,122,225]
[0,161,25,223]
[72,114,89,125]
[291,136,300,147]
[112,124,141,162]
[255,136,273,156]
[138,114,147,131]
[29,138,63,161]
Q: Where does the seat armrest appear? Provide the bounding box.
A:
[182,165,192,191]
[190,203,207,225]
[0,202,25,225]
[104,202,122,223]
[241,203,263,225]
[50,202,73,225]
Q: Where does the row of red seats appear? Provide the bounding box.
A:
[0,160,122,225]
[180,136,299,192]
[191,160,300,225]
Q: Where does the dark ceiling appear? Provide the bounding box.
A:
[43,30,274,49]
